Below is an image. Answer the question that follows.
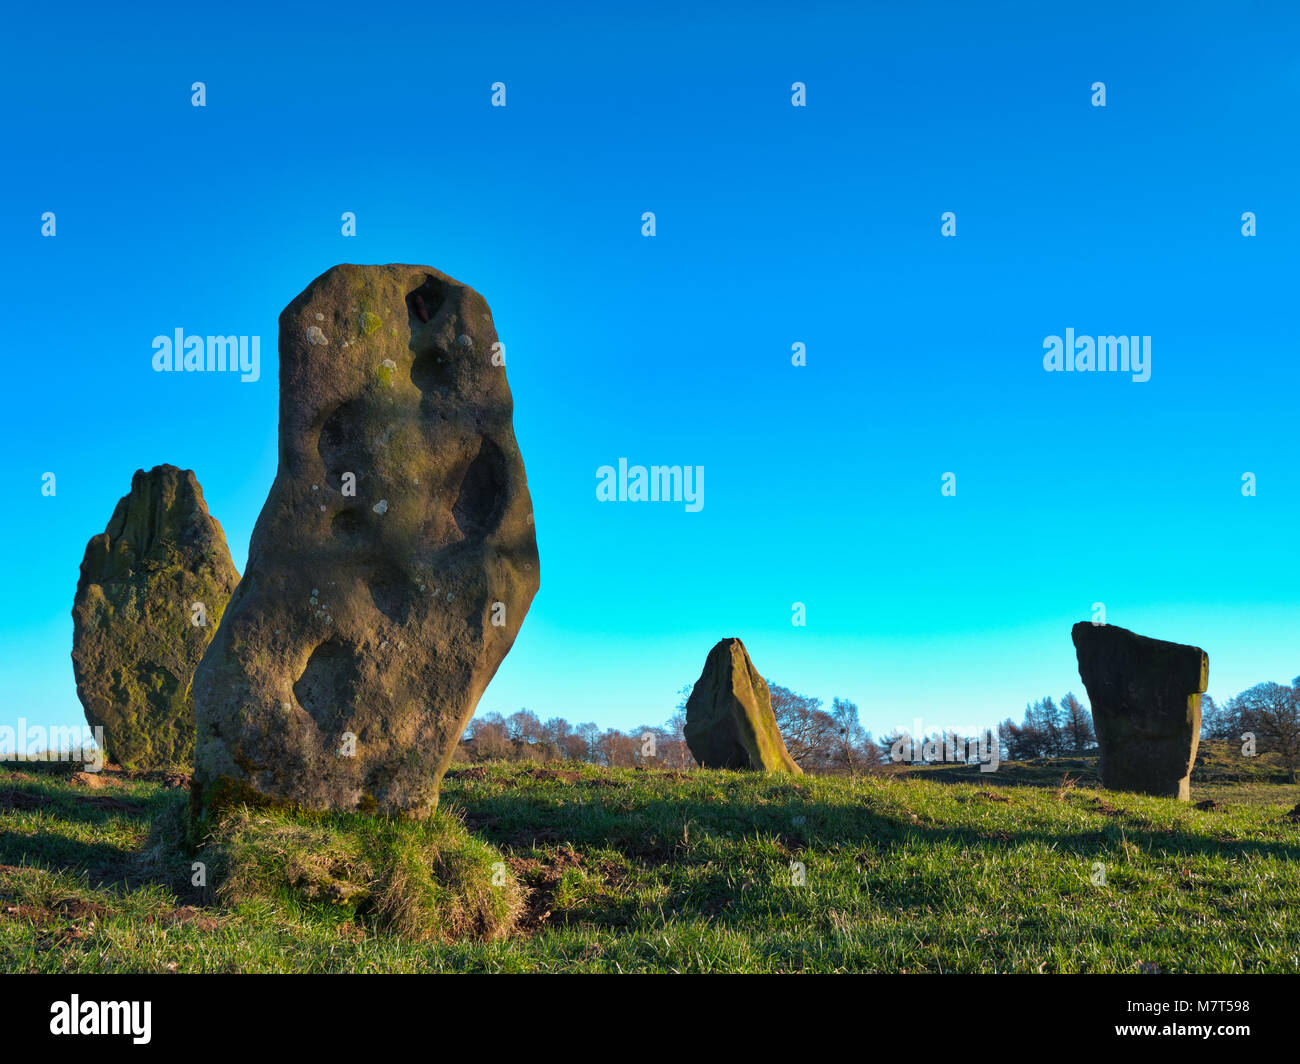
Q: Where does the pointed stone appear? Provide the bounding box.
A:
[71,465,239,771]
[684,638,801,774]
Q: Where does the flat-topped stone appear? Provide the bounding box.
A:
[1071,622,1207,800]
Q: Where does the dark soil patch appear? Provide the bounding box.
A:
[1,896,110,924]
[0,788,50,810]
[77,795,147,815]
[508,825,566,848]
[507,845,585,934]
[528,768,581,785]
[1084,796,1122,817]
[2,893,221,933]
[132,771,190,790]
[0,786,144,816]
[68,772,114,789]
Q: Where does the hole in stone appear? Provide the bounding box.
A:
[452,437,507,540]
[332,508,366,542]
[318,399,367,493]
[368,563,414,625]
[293,639,359,738]
[405,275,449,327]
[407,275,455,397]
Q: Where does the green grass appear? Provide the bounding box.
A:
[2,757,1299,972]
[207,804,521,942]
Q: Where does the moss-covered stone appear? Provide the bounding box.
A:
[684,638,802,774]
[71,465,239,772]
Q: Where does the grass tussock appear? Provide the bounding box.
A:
[205,805,522,943]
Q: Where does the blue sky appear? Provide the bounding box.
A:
[3,0,1298,742]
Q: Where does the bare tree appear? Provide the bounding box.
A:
[1235,681,1300,783]
[1199,694,1239,742]
[830,697,874,778]
[465,711,509,760]
[768,681,837,769]
[576,722,601,763]
[506,708,543,744]
[543,716,573,751]
[662,710,693,768]
[596,728,638,767]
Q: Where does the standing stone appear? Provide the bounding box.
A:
[1071,622,1208,800]
[71,465,239,771]
[684,638,801,774]
[192,264,539,823]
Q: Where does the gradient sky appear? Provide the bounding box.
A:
[3,0,1298,744]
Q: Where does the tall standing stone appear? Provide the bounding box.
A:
[684,638,802,774]
[192,264,540,823]
[71,465,239,771]
[1071,622,1208,800]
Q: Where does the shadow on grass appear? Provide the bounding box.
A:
[902,759,1102,789]
[0,828,139,887]
[0,776,200,901]
[0,786,148,825]
[448,782,1300,869]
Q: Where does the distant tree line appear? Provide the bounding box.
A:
[464,673,1300,781]
[462,682,883,776]
[461,708,694,769]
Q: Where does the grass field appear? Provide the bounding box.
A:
[2,747,1299,973]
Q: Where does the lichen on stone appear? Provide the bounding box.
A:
[71,465,239,772]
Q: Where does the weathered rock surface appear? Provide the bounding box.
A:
[192,264,539,822]
[71,465,239,771]
[1071,622,1208,800]
[684,638,801,774]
